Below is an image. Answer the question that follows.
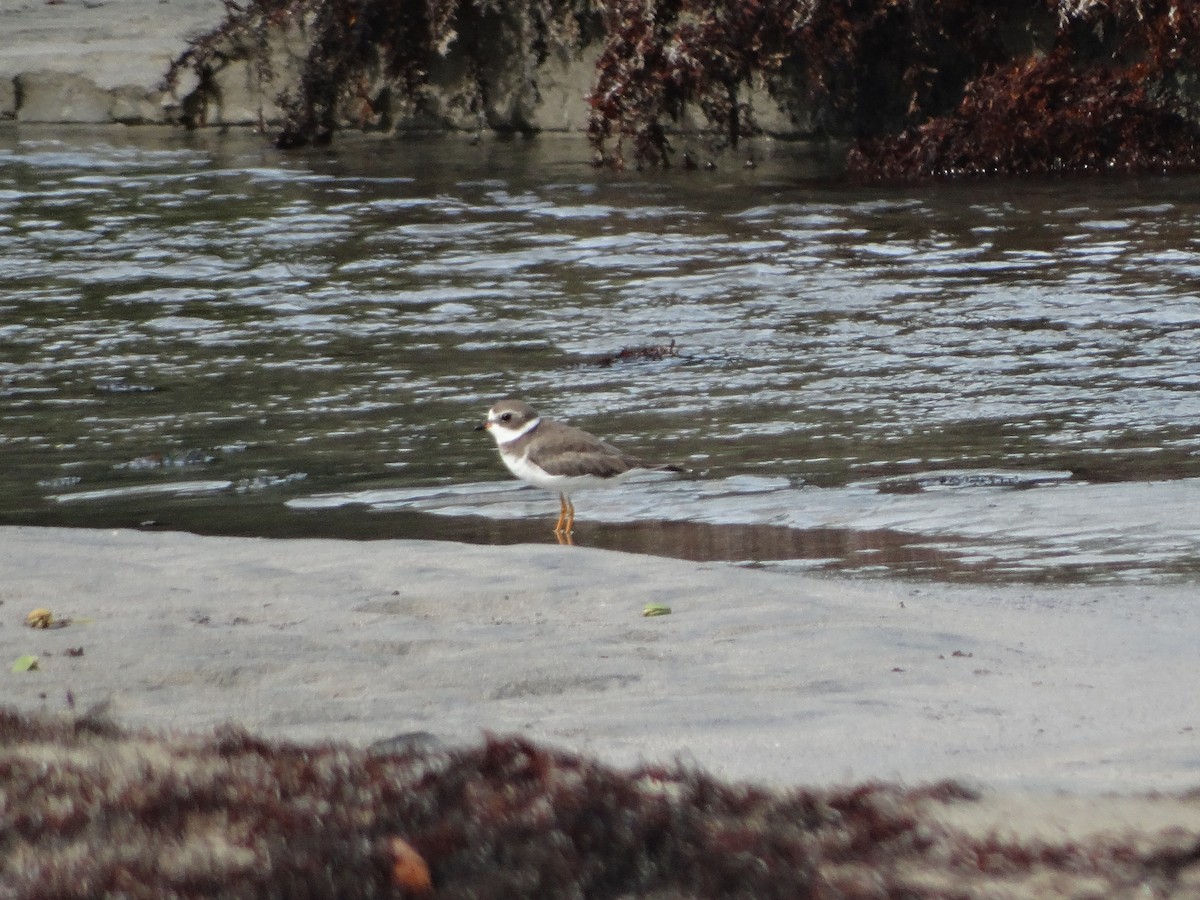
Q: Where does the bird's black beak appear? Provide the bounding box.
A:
[474,422,489,432]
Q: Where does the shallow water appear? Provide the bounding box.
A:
[4,125,1200,582]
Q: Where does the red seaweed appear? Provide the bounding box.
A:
[4,708,1200,898]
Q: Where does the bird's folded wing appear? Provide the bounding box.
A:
[535,452,636,479]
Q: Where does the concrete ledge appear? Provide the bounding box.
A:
[0,0,226,124]
[0,76,14,119]
[17,71,114,123]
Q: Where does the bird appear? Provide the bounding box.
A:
[476,398,680,538]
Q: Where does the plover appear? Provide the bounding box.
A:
[476,398,680,537]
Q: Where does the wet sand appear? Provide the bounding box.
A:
[4,524,1198,794]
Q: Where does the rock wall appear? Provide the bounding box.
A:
[0,0,795,137]
[0,0,616,132]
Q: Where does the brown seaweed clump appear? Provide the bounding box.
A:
[591,339,679,367]
[4,708,1200,898]
[836,0,1200,179]
[848,48,1200,181]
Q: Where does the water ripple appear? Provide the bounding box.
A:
[5,132,1200,581]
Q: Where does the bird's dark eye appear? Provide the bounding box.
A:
[500,413,512,422]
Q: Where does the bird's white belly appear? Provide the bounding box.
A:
[500,451,626,494]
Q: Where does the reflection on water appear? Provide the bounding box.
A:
[4,126,1200,582]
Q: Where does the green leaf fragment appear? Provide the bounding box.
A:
[12,655,39,672]
[642,603,671,617]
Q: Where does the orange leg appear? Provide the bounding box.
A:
[563,495,575,534]
[554,493,575,536]
[554,494,568,534]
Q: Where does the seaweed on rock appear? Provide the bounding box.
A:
[164,0,1200,178]
[584,0,1025,168]
[585,0,1200,173]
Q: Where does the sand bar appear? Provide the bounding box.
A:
[4,524,1198,794]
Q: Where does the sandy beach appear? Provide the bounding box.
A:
[5,524,1199,795]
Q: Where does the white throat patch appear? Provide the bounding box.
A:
[487,415,541,445]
